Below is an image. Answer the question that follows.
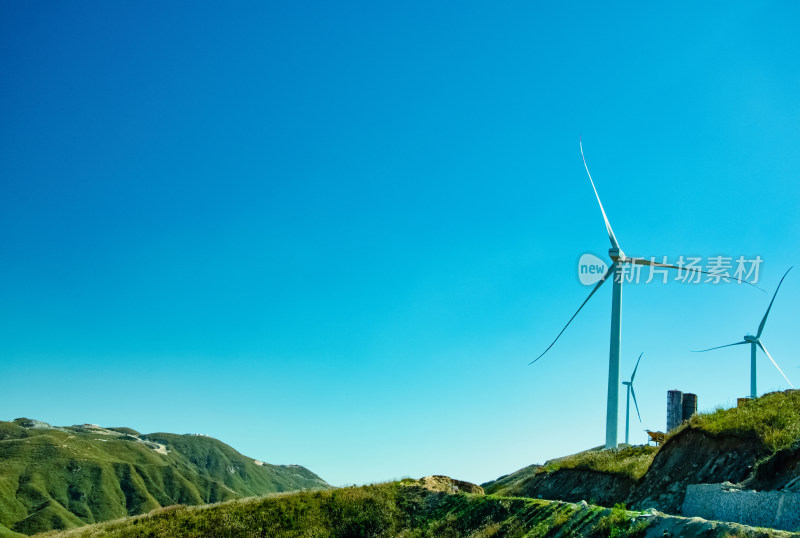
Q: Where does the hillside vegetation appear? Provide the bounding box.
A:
[35,480,795,538]
[0,419,327,536]
[686,390,800,451]
[484,390,800,513]
[541,445,658,481]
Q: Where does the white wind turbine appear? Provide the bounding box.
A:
[622,352,643,445]
[695,267,793,399]
[531,139,757,449]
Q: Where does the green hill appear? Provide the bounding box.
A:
[0,419,328,536]
[34,480,794,538]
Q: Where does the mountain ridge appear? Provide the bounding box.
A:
[0,418,328,536]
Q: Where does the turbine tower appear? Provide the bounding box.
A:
[622,352,643,445]
[531,139,756,449]
[695,267,793,399]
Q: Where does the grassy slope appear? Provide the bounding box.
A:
[36,482,794,538]
[485,390,800,498]
[684,389,800,451]
[482,446,657,498]
[142,432,326,498]
[545,445,657,480]
[0,420,328,535]
[35,483,649,538]
[481,464,540,496]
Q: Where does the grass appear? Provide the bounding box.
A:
[681,390,800,451]
[593,504,649,538]
[35,482,655,538]
[541,445,658,481]
[481,464,540,495]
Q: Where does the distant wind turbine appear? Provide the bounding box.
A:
[531,139,758,449]
[622,353,643,445]
[695,267,794,399]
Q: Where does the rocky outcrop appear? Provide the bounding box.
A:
[404,476,484,495]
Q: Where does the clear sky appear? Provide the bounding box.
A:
[2,2,800,487]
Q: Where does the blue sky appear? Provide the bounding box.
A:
[2,2,800,487]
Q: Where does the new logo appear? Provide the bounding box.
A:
[578,253,608,285]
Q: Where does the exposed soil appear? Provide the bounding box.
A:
[746,440,800,492]
[627,427,770,512]
[514,468,634,507]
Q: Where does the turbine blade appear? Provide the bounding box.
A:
[757,341,794,388]
[631,352,643,382]
[529,264,614,365]
[693,341,748,353]
[626,257,766,292]
[757,267,792,337]
[631,385,642,422]
[580,138,619,249]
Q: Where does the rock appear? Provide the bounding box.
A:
[409,476,485,495]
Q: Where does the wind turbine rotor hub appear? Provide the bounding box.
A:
[744,335,758,343]
[608,247,625,261]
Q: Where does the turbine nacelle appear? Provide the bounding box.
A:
[744,334,758,343]
[608,247,625,262]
